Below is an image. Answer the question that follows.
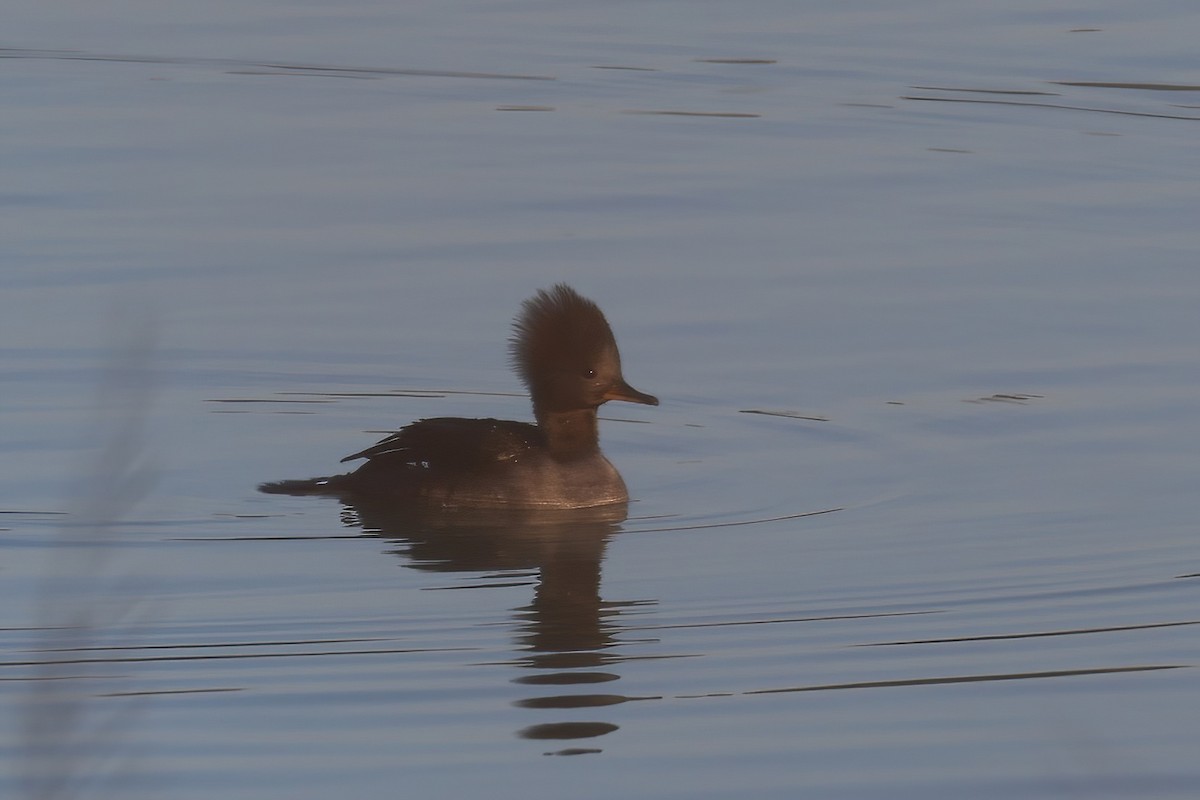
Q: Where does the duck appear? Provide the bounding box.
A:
[258,284,658,509]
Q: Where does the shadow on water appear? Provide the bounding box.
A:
[340,497,660,756]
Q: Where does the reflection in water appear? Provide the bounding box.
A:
[340,496,651,754]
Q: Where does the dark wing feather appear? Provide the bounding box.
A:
[340,417,541,470]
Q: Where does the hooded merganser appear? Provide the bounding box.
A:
[259,284,658,509]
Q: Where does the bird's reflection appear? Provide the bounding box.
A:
[337,496,652,753]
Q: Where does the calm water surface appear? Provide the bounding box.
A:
[3,1,1200,797]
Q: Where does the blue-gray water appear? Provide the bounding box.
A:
[3,2,1199,797]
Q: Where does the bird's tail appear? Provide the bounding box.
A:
[257,476,342,496]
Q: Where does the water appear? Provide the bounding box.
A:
[3,1,1199,797]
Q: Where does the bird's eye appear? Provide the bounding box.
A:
[584,368,596,379]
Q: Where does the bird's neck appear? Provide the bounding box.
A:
[537,408,602,460]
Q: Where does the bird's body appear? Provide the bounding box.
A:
[259,284,657,509]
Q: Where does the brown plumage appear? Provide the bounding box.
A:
[259,284,657,509]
